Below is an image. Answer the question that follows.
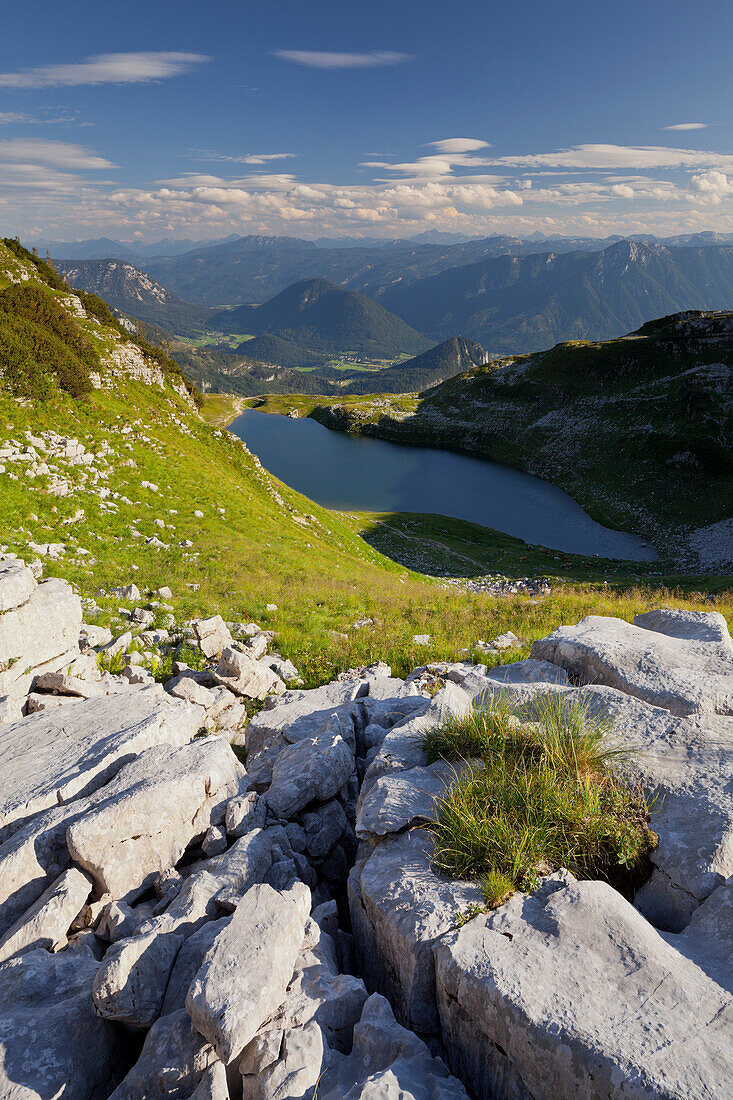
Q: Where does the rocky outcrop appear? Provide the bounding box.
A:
[66,737,244,898]
[0,688,202,839]
[0,944,128,1100]
[531,610,733,715]
[0,600,730,1100]
[347,610,733,1098]
[0,562,82,722]
[434,873,732,1100]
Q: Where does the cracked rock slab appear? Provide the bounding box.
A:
[0,945,128,1100]
[186,881,310,1064]
[66,736,244,898]
[348,829,484,1035]
[0,687,202,841]
[433,874,733,1100]
[531,610,733,716]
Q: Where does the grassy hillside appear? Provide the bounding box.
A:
[255,311,733,557]
[207,278,431,358]
[1,239,730,691]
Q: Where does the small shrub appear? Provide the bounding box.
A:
[426,691,655,907]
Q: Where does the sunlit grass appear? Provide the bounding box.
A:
[426,692,655,906]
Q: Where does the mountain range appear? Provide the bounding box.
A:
[138,233,622,307]
[54,258,208,335]
[374,240,733,353]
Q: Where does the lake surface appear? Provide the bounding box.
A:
[229,410,656,561]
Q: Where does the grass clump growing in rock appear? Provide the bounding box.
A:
[426,692,655,907]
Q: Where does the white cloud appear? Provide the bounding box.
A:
[486,143,733,171]
[0,109,86,126]
[191,151,295,165]
[426,138,491,154]
[689,170,733,204]
[0,52,209,89]
[7,134,733,243]
[0,139,113,169]
[663,123,709,131]
[272,50,410,69]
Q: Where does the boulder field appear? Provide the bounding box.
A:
[0,555,730,1099]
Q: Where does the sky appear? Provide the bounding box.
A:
[4,0,733,243]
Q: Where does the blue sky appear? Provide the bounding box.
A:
[3,0,733,242]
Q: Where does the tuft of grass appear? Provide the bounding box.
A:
[426,692,655,907]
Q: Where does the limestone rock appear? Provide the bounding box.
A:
[167,672,217,708]
[191,1062,230,1100]
[666,875,733,993]
[0,577,82,699]
[109,1008,218,1100]
[485,659,569,685]
[348,829,484,1034]
[213,646,284,700]
[532,611,733,716]
[161,916,231,1015]
[264,731,354,819]
[355,760,462,842]
[245,679,367,766]
[0,946,127,1100]
[240,1019,324,1100]
[0,687,201,841]
[225,792,266,838]
[269,917,368,1051]
[301,799,348,858]
[202,825,228,857]
[67,737,244,898]
[317,993,470,1100]
[0,557,36,613]
[110,583,141,602]
[186,881,310,1063]
[0,866,91,963]
[193,615,233,659]
[434,874,733,1100]
[93,928,183,1028]
[33,669,104,698]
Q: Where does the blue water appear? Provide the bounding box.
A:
[229,410,656,561]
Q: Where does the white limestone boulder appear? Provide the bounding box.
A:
[348,829,484,1035]
[0,557,36,613]
[264,730,354,819]
[0,866,92,963]
[355,760,464,842]
[92,928,184,1028]
[0,577,81,694]
[212,646,284,700]
[0,687,201,840]
[186,881,310,1063]
[531,610,733,716]
[193,615,233,659]
[433,873,733,1100]
[67,737,245,898]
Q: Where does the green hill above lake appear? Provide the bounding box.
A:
[208,277,431,358]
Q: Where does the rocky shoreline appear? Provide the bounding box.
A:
[0,554,731,1098]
